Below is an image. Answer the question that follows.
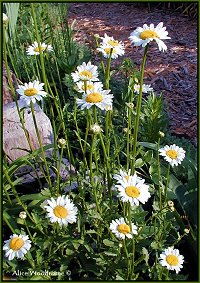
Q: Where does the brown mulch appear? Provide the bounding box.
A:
[68,3,197,146]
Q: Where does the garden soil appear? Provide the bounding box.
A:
[68,3,197,146]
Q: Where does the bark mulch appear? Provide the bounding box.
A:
[68,3,197,146]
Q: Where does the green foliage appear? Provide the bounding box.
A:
[140,93,169,142]
[3,5,197,281]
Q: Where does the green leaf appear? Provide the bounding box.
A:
[103,239,115,247]
[104,251,117,257]
[142,247,149,265]
[135,158,145,168]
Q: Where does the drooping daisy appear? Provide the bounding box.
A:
[3,234,31,260]
[16,80,48,106]
[110,217,137,240]
[116,174,150,206]
[76,81,103,94]
[134,83,154,94]
[129,22,170,52]
[71,62,99,83]
[159,247,184,274]
[113,169,132,183]
[97,33,125,59]
[76,85,113,110]
[26,41,53,55]
[44,195,78,226]
[3,13,8,24]
[159,144,185,167]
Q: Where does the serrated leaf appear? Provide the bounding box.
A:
[103,239,114,247]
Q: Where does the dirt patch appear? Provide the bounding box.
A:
[68,3,197,146]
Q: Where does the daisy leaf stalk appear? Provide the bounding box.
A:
[131,44,149,173]
[30,101,52,188]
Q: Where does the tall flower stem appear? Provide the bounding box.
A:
[131,45,149,174]
[30,102,52,188]
[164,164,170,205]
[157,138,162,209]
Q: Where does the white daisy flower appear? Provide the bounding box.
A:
[26,41,53,55]
[76,85,113,110]
[76,81,103,94]
[3,13,8,24]
[116,174,150,206]
[71,61,99,82]
[134,83,154,94]
[44,195,78,226]
[16,80,48,106]
[129,22,171,52]
[3,234,31,261]
[97,33,125,59]
[159,144,185,167]
[110,217,137,240]
[159,247,184,274]
[113,169,132,183]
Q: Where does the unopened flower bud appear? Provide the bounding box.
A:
[58,138,66,148]
[168,200,174,207]
[168,200,175,211]
[127,102,134,109]
[90,123,103,134]
[159,131,165,138]
[123,128,128,133]
[105,104,113,111]
[184,228,190,234]
[94,34,100,39]
[19,211,27,219]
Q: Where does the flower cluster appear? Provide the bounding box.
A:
[97,33,125,59]
[114,169,151,206]
[71,61,113,110]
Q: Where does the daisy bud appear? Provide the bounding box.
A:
[90,124,103,134]
[127,102,134,109]
[184,228,190,234]
[58,138,67,148]
[159,131,165,138]
[168,200,174,207]
[19,211,27,219]
[94,34,100,39]
[123,128,128,133]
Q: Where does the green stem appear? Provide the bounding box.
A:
[157,139,162,210]
[56,146,64,196]
[164,164,171,205]
[30,101,52,188]
[131,45,149,174]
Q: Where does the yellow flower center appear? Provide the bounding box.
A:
[9,237,24,251]
[166,254,179,266]
[117,223,130,234]
[34,46,45,52]
[166,150,178,159]
[81,84,94,91]
[24,88,38,97]
[125,175,130,181]
[86,92,103,103]
[104,47,116,54]
[125,186,140,198]
[140,30,159,40]
[53,205,68,218]
[79,70,93,79]
[108,40,119,47]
